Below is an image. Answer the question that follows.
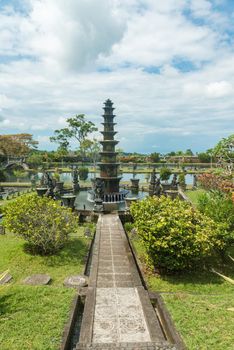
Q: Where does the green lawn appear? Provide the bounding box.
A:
[131,235,234,350]
[185,189,206,206]
[0,226,93,350]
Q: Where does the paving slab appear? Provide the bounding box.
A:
[23,274,51,285]
[64,275,88,288]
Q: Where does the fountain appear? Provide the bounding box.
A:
[88,99,128,207]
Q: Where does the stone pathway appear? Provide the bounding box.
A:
[75,214,179,350]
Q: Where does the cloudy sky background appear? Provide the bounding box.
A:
[0,0,233,153]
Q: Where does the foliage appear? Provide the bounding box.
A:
[198,173,234,194]
[78,166,89,181]
[0,134,38,157]
[197,191,234,255]
[80,138,100,165]
[159,167,172,181]
[131,234,234,349]
[213,134,234,172]
[197,151,211,163]
[185,148,193,156]
[119,153,147,163]
[27,152,44,166]
[130,196,222,271]
[3,193,77,254]
[50,114,97,160]
[149,152,160,163]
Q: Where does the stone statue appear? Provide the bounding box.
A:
[193,174,197,188]
[72,167,79,183]
[150,167,157,184]
[94,178,104,200]
[40,172,46,187]
[45,172,55,198]
[149,167,157,196]
[171,174,178,187]
[154,178,162,196]
[30,174,37,188]
[132,163,137,179]
[72,167,80,193]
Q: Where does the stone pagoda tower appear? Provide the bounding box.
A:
[96,99,126,202]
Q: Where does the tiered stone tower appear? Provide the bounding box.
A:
[97,99,126,202]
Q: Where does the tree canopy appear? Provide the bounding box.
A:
[0,134,38,157]
[50,114,97,160]
[213,134,234,173]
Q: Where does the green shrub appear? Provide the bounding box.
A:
[3,193,77,255]
[160,167,172,181]
[130,196,222,271]
[78,167,89,181]
[197,191,234,257]
[178,172,186,189]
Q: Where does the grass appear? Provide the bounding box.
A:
[0,225,93,350]
[130,234,234,350]
[163,293,234,350]
[185,188,206,206]
[0,286,74,350]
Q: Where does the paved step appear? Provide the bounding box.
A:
[76,342,177,349]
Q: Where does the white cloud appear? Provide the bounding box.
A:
[0,94,15,110]
[205,81,233,98]
[0,0,233,152]
[27,0,126,71]
[184,80,233,98]
[190,0,212,17]
[100,3,218,68]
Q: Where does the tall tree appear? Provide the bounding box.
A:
[185,149,193,156]
[213,134,234,173]
[82,139,101,167]
[0,134,38,158]
[50,114,97,161]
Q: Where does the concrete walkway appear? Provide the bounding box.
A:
[76,214,178,350]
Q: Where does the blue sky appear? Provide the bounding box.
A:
[0,0,234,153]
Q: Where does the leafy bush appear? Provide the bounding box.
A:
[3,193,77,255]
[160,167,172,181]
[178,172,186,189]
[198,173,234,194]
[130,196,222,271]
[197,191,234,256]
[78,167,89,181]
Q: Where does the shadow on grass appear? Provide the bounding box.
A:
[157,254,234,287]
[0,292,14,316]
[23,237,89,268]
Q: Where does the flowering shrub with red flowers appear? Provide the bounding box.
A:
[198,173,234,195]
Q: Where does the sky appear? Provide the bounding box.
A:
[0,0,234,154]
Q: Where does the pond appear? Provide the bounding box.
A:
[4,171,196,185]
[74,189,148,211]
